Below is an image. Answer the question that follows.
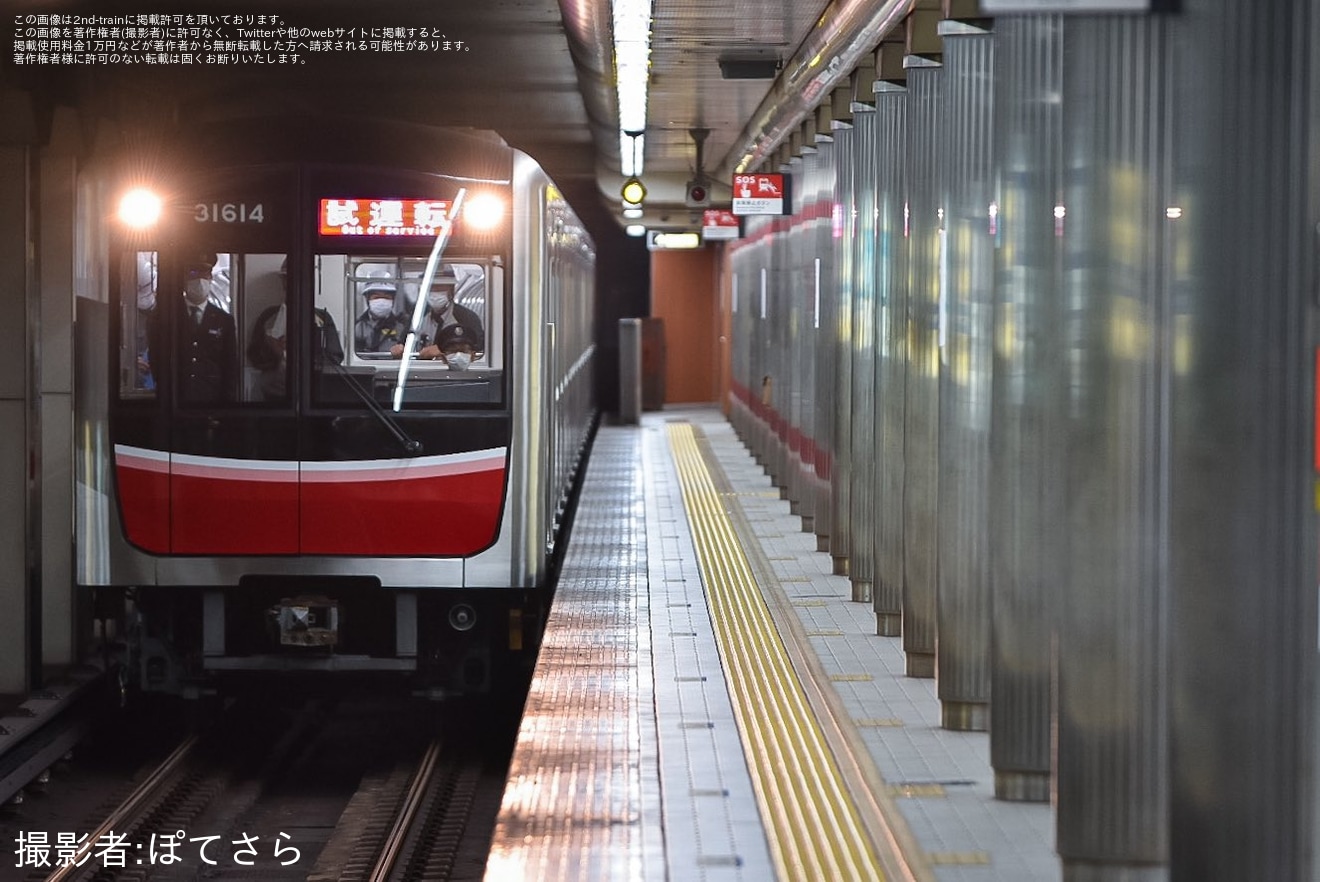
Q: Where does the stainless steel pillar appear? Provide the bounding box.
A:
[935,24,994,733]
[988,13,1063,803]
[788,157,812,524]
[874,89,908,639]
[796,147,831,536]
[900,60,943,679]
[811,147,839,552]
[1057,16,1170,880]
[848,109,878,604]
[830,127,855,578]
[1166,1,1316,878]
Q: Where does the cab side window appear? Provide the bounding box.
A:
[119,250,158,397]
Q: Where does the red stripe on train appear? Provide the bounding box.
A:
[114,446,506,557]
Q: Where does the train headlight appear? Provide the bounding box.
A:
[463,193,505,231]
[118,187,163,229]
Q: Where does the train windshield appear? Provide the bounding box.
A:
[118,250,502,408]
[120,249,296,405]
[313,254,502,408]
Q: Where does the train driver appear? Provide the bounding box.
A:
[177,252,238,403]
[399,266,485,362]
[354,276,407,355]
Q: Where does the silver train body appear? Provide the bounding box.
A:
[74,120,596,698]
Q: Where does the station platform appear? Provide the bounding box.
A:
[486,406,1060,882]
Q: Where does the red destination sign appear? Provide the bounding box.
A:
[319,198,454,237]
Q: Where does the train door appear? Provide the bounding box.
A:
[114,247,304,554]
[165,249,302,554]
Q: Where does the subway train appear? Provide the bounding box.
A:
[75,118,597,699]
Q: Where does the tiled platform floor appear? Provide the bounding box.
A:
[489,406,1059,881]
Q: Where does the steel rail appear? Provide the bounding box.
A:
[369,737,443,882]
[43,734,201,882]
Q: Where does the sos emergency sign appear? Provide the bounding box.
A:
[732,174,786,215]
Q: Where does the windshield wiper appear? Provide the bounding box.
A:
[326,360,422,454]
[393,188,467,411]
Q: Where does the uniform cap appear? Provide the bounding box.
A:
[185,253,217,275]
[436,323,475,351]
[362,281,398,298]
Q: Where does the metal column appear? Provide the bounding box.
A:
[989,13,1063,803]
[934,23,995,733]
[1166,1,1316,878]
[900,60,943,679]
[1057,16,1170,880]
[873,89,908,639]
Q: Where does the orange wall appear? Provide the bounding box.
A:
[651,248,722,404]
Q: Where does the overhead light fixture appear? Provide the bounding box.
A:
[623,207,643,219]
[648,231,702,250]
[626,224,646,237]
[621,177,647,206]
[613,0,653,176]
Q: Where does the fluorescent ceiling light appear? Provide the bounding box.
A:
[649,231,701,249]
[613,0,652,176]
[623,207,643,219]
[626,224,647,237]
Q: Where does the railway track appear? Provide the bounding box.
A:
[3,693,515,882]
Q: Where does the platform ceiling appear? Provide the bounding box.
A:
[11,0,844,238]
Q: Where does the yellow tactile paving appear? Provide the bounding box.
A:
[668,422,885,882]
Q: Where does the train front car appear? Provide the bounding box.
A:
[79,122,597,700]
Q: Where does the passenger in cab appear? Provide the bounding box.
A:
[406,266,485,362]
[248,259,344,399]
[178,253,238,403]
[355,278,407,355]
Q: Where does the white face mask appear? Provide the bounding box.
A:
[368,298,394,318]
[183,278,211,306]
[445,351,472,371]
[138,290,156,311]
[427,292,451,311]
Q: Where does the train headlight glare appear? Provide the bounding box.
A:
[118,188,163,229]
[463,194,505,230]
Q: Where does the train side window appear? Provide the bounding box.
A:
[118,250,158,398]
[240,253,291,402]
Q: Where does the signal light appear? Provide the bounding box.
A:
[685,180,710,208]
[621,177,647,206]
